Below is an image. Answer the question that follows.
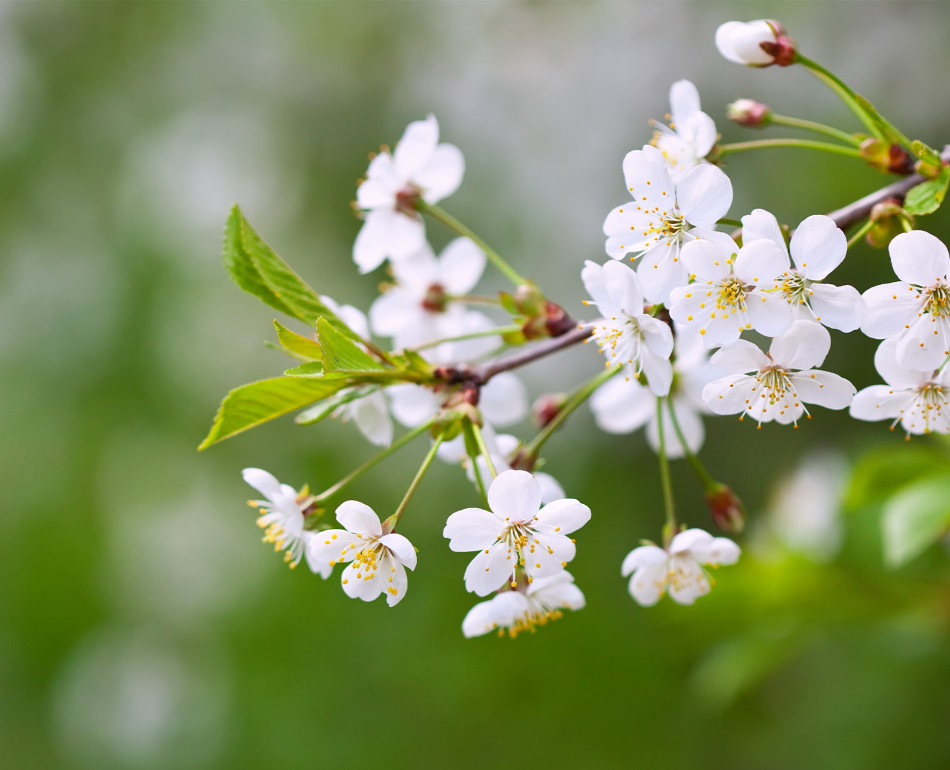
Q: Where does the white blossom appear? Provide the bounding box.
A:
[461,571,585,638]
[354,114,464,274]
[582,259,674,395]
[443,470,590,596]
[702,320,855,425]
[622,528,740,606]
[742,209,865,332]
[603,144,733,304]
[590,327,720,457]
[242,468,326,574]
[307,501,417,607]
[861,230,950,371]
[850,337,950,435]
[669,230,792,347]
[651,79,718,182]
[715,20,786,66]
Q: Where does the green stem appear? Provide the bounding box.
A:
[717,218,743,229]
[656,398,677,549]
[461,419,490,505]
[410,325,521,352]
[769,113,862,147]
[794,53,883,140]
[665,398,716,491]
[846,218,876,249]
[389,433,444,525]
[314,419,435,502]
[718,138,863,160]
[469,420,498,479]
[901,218,915,234]
[523,365,622,458]
[417,201,526,286]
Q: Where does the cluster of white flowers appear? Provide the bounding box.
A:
[222,18,950,634]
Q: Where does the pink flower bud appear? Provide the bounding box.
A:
[727,98,772,128]
[716,20,796,67]
[705,484,746,534]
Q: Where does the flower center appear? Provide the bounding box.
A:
[922,283,950,318]
[505,605,564,638]
[899,382,950,435]
[352,540,383,580]
[715,277,750,312]
[421,282,448,312]
[778,270,811,306]
[756,366,794,405]
[594,316,643,368]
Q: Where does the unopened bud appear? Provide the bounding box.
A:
[727,99,772,128]
[866,198,913,249]
[860,138,914,175]
[705,484,746,534]
[716,20,796,67]
[544,301,575,337]
[532,393,567,428]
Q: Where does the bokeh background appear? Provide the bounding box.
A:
[2,1,949,768]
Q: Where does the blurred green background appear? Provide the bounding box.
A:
[2,1,949,768]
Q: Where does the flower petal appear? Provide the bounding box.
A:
[463,545,516,596]
[889,230,950,286]
[335,500,382,537]
[789,215,846,280]
[621,544,667,576]
[791,370,856,410]
[769,320,830,370]
[487,470,541,522]
[628,562,669,606]
[535,498,591,535]
[444,507,502,552]
[710,339,769,373]
[438,237,485,295]
[416,144,465,204]
[677,164,733,229]
[740,208,785,252]
[861,281,920,338]
[393,115,439,179]
[380,532,417,570]
[808,283,865,332]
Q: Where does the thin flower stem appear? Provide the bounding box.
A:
[390,433,444,524]
[717,138,863,160]
[469,420,498,478]
[410,325,521,352]
[523,365,622,458]
[656,398,677,549]
[665,399,716,492]
[717,218,743,228]
[846,219,876,249]
[417,201,526,286]
[314,419,435,502]
[795,54,884,140]
[901,218,915,234]
[769,113,862,147]
[462,419,490,505]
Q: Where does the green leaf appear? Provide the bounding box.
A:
[274,320,323,362]
[846,444,950,510]
[883,474,950,568]
[223,206,356,338]
[295,385,379,426]
[904,165,950,216]
[316,316,386,374]
[283,361,325,377]
[911,139,942,168]
[198,376,347,450]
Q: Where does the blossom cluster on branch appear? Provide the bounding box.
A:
[203,18,950,638]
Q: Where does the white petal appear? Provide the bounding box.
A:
[387,383,438,428]
[463,545,515,596]
[791,370,855,410]
[480,373,528,427]
[889,230,950,286]
[380,532,416,570]
[669,79,701,127]
[650,396,705,458]
[895,314,950,372]
[462,592,527,637]
[443,507,502,552]
[686,535,740,566]
[590,375,655,434]
[808,283,865,332]
[350,391,393,447]
[524,533,576,580]
[340,561,383,602]
[744,291,793,338]
[621,544,667,576]
[393,115,439,179]
[740,208,785,252]
[536,473,566,505]
[769,321,831,370]
[368,287,421,338]
[301,532,333,579]
[874,337,928,388]
[710,339,769,373]
[789,215,846,280]
[352,211,392,274]
[703,373,755,415]
[734,239,789,284]
[242,468,282,502]
[385,561,409,606]
[487,470,541,522]
[604,259,645,313]
[438,237,485,295]
[628,562,669,606]
[861,281,921,339]
[667,555,710,605]
[335,500,382,537]
[622,146,674,203]
[535,498,591,535]
[850,385,909,422]
[682,237,732,282]
[677,164,733,229]
[641,347,674,397]
[416,144,465,204]
[637,242,688,305]
[582,259,613,312]
[308,529,362,569]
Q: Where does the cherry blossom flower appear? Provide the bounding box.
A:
[590,327,720,457]
[668,230,791,347]
[242,468,327,574]
[622,528,740,606]
[353,114,465,274]
[369,236,498,361]
[702,320,856,425]
[742,209,864,332]
[443,470,591,596]
[850,337,950,435]
[603,144,733,304]
[582,259,674,395]
[307,501,417,607]
[651,79,718,182]
[715,19,795,67]
[461,571,585,638]
[861,230,950,371]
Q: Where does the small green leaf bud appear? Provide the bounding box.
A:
[860,138,913,175]
[866,198,913,249]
